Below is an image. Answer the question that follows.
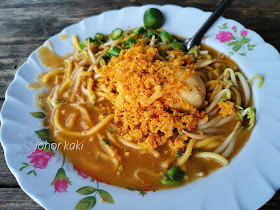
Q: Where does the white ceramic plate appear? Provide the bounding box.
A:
[1,4,280,210]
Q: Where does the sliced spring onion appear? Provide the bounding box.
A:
[159,31,172,44]
[100,54,111,66]
[176,151,182,157]
[111,28,123,40]
[107,46,121,56]
[94,33,106,44]
[131,26,144,35]
[247,75,264,88]
[90,92,97,106]
[171,41,185,51]
[102,139,109,145]
[146,29,156,39]
[122,33,138,48]
[78,42,85,49]
[108,127,113,133]
[161,179,181,185]
[79,37,95,49]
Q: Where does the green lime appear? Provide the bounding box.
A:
[144,8,165,29]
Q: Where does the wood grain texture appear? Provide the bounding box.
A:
[0,0,279,209]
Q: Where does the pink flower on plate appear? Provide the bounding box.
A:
[202,37,206,41]
[232,26,236,30]
[76,167,89,178]
[241,30,248,36]
[54,178,68,193]
[216,31,233,43]
[27,148,52,169]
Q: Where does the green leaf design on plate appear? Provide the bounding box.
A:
[240,38,250,44]
[227,41,240,46]
[19,165,28,171]
[97,189,115,204]
[74,196,96,210]
[251,44,257,47]
[30,112,46,119]
[35,129,53,143]
[232,44,242,52]
[248,48,254,51]
[76,186,97,195]
[27,170,33,175]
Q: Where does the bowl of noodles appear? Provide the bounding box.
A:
[1,4,280,210]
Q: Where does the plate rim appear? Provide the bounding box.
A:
[1,4,280,210]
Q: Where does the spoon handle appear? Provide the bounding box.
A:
[186,0,235,50]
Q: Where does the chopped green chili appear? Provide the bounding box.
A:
[94,33,106,44]
[122,33,137,48]
[111,28,123,40]
[171,41,185,51]
[107,46,121,56]
[108,127,113,133]
[159,31,172,44]
[161,165,184,185]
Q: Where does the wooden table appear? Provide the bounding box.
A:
[0,0,279,209]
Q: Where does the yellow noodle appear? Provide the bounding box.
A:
[70,104,93,125]
[118,137,160,157]
[66,113,77,129]
[97,134,118,167]
[65,60,73,79]
[87,78,94,100]
[177,139,196,166]
[54,110,114,136]
[194,152,228,166]
[58,78,72,94]
[42,69,65,83]
[73,35,81,50]
[204,141,221,149]
[80,71,94,77]
[134,168,161,180]
[194,136,223,148]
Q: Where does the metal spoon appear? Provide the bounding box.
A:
[184,0,235,50]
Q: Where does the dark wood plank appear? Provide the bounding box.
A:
[0,188,42,210]
[0,0,279,209]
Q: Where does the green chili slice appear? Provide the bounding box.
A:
[122,33,138,48]
[159,31,173,44]
[171,41,185,51]
[94,33,106,44]
[111,28,123,40]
